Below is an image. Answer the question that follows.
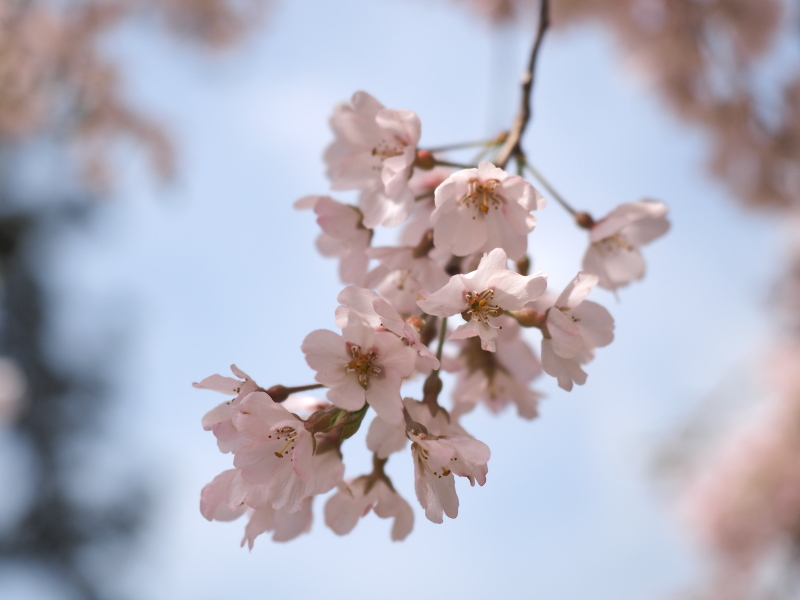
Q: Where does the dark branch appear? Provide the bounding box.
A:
[495,0,550,169]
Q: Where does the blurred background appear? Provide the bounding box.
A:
[1,0,798,599]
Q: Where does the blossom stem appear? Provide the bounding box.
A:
[436,316,448,364]
[286,383,325,393]
[433,159,475,170]
[523,161,578,217]
[414,190,434,202]
[424,133,507,153]
[495,0,550,169]
[419,317,449,413]
[266,382,325,402]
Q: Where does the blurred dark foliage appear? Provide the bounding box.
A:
[0,207,149,600]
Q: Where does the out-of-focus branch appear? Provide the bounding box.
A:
[495,0,549,169]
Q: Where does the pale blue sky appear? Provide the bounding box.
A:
[3,0,786,598]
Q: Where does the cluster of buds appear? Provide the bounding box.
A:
[195,90,669,545]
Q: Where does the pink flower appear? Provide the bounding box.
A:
[302,319,417,424]
[449,318,543,419]
[540,341,592,392]
[194,364,262,453]
[201,449,344,547]
[294,195,371,285]
[199,469,249,523]
[336,286,440,372]
[365,397,448,459]
[430,161,544,260]
[241,497,314,547]
[239,451,343,547]
[418,248,547,352]
[365,244,450,316]
[401,167,453,246]
[582,200,669,291]
[325,477,414,541]
[395,399,491,523]
[324,91,421,228]
[229,392,323,513]
[411,428,491,523]
[412,441,459,523]
[541,272,614,390]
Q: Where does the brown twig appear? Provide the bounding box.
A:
[495,0,550,170]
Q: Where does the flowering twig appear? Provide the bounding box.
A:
[495,0,550,170]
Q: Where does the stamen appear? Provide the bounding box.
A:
[273,426,297,458]
[599,234,634,253]
[458,178,503,219]
[463,290,504,328]
[371,136,407,160]
[345,343,382,389]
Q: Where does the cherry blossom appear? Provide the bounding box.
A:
[541,272,614,390]
[400,167,453,246]
[541,340,591,392]
[381,399,492,523]
[325,477,414,541]
[324,91,421,228]
[228,392,327,513]
[241,497,314,547]
[201,449,344,547]
[582,200,669,291]
[239,449,344,547]
[366,397,449,459]
[196,72,671,546]
[294,195,371,285]
[364,241,450,316]
[430,161,544,260]
[194,364,262,453]
[302,319,417,424]
[449,318,543,419]
[410,425,491,523]
[336,286,440,372]
[418,248,547,352]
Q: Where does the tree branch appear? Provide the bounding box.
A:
[495,0,550,169]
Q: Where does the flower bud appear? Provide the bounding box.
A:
[516,255,530,276]
[414,150,436,170]
[266,384,290,402]
[575,211,595,229]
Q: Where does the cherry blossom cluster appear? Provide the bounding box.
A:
[195,90,669,546]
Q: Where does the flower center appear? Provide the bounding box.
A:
[464,289,503,324]
[345,343,382,389]
[413,442,452,478]
[371,136,406,162]
[598,233,634,253]
[459,178,502,218]
[272,426,298,458]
